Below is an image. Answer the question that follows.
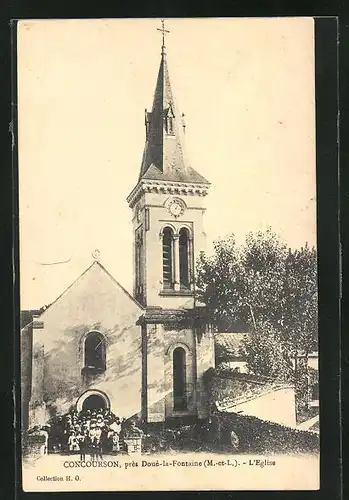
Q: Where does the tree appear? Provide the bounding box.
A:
[196,235,245,331]
[281,244,318,357]
[240,319,292,380]
[196,228,289,331]
[238,228,288,330]
[195,228,318,379]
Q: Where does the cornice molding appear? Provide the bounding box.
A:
[127,179,210,208]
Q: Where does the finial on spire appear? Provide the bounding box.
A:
[157,19,170,55]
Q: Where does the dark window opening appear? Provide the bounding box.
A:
[164,106,175,135]
[168,116,174,134]
[145,110,151,140]
[179,228,190,289]
[136,244,140,284]
[311,382,319,400]
[135,234,144,304]
[84,332,106,372]
[82,394,107,411]
[173,347,187,410]
[163,227,174,289]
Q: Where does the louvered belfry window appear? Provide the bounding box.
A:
[179,227,190,289]
[162,227,174,289]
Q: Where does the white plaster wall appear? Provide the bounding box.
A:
[230,387,297,428]
[30,262,143,423]
[163,328,197,418]
[195,330,215,418]
[146,323,166,422]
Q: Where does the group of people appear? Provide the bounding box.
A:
[48,408,128,459]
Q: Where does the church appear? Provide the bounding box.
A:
[20,28,216,432]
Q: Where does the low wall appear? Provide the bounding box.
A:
[23,431,48,459]
[215,411,319,454]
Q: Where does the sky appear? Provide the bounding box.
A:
[17,17,316,309]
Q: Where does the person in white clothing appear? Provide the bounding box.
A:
[68,431,80,453]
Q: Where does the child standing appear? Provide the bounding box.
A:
[68,431,79,453]
[77,430,87,461]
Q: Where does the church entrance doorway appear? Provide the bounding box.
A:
[76,389,110,413]
[82,394,106,411]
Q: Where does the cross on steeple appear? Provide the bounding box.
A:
[157,19,170,54]
[127,19,210,187]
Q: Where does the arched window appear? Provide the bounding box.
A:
[173,347,187,410]
[179,228,190,289]
[163,227,174,289]
[84,332,106,372]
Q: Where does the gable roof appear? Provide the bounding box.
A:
[21,261,144,328]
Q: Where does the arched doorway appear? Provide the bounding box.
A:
[82,394,107,411]
[76,390,110,413]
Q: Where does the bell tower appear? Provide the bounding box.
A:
[127,22,210,309]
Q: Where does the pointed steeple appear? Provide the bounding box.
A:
[138,24,209,185]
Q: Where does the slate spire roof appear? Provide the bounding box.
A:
[138,41,209,184]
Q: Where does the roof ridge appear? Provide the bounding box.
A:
[21,261,144,327]
[29,261,97,322]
